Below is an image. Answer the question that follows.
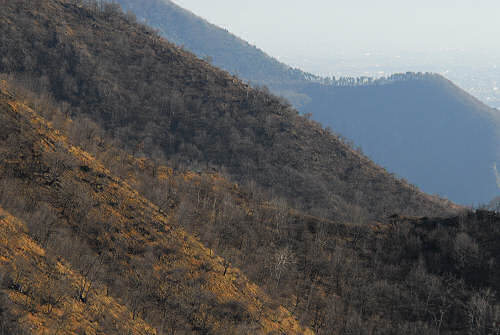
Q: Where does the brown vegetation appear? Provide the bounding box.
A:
[0,0,455,223]
[0,86,311,334]
[1,79,498,334]
[0,1,496,334]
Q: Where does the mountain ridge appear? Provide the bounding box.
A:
[115,0,500,204]
[0,0,455,220]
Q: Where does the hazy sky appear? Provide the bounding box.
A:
[172,0,500,60]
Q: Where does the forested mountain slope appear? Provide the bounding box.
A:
[0,85,311,334]
[114,0,500,205]
[0,82,499,334]
[0,0,454,221]
[0,2,499,334]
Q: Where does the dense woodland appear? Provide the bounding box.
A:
[117,0,500,205]
[0,85,311,334]
[0,0,453,221]
[0,1,498,334]
[0,79,499,334]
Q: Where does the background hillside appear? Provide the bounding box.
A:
[114,0,500,205]
[299,75,500,205]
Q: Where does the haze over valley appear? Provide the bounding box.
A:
[281,49,500,110]
[174,0,500,110]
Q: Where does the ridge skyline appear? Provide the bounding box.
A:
[171,0,500,110]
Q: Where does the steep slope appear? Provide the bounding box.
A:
[0,0,454,221]
[0,206,158,335]
[114,0,500,205]
[0,86,311,334]
[2,81,499,335]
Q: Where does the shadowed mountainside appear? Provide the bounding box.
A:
[0,0,454,222]
[113,0,500,205]
[299,75,500,205]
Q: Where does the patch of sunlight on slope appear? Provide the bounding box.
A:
[0,207,157,335]
[0,85,313,335]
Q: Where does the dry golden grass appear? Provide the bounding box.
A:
[0,86,313,334]
[0,207,157,335]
